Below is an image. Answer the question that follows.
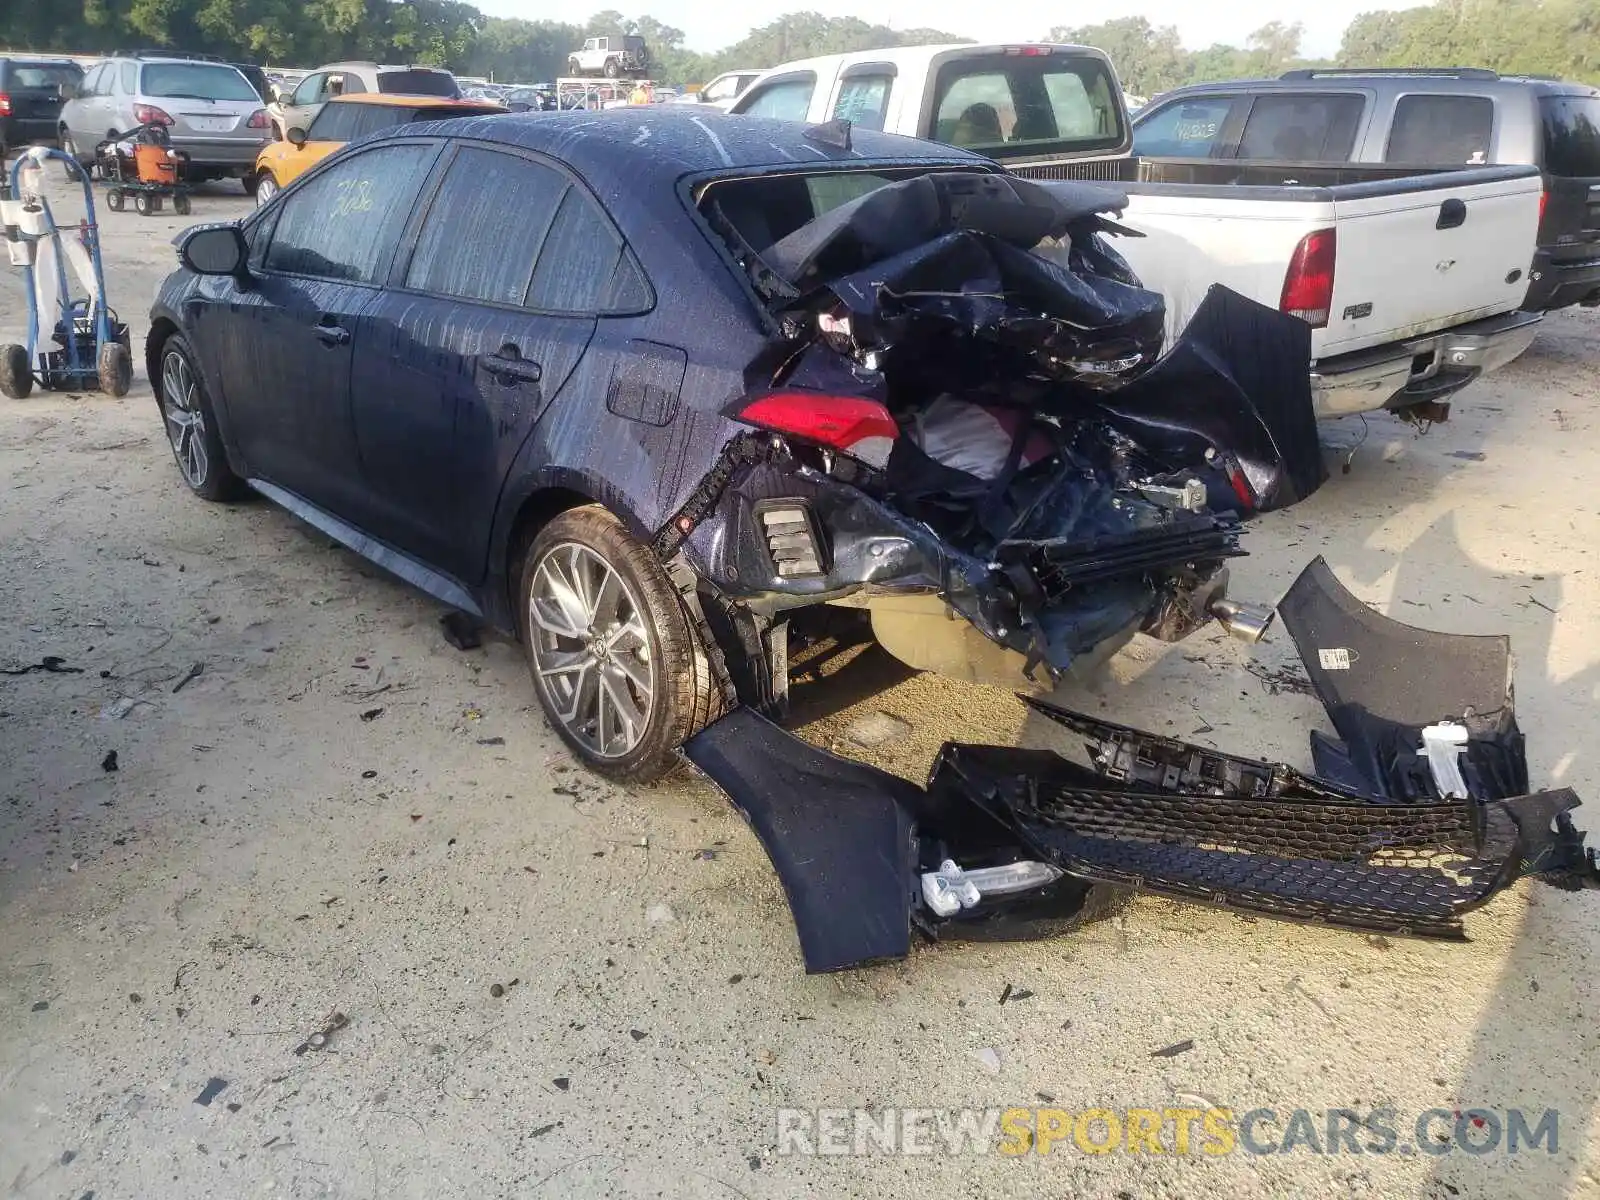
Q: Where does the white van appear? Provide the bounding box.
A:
[726,44,1130,171]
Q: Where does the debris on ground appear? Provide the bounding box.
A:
[1243,661,1315,696]
[31,1000,48,1012]
[629,1029,647,1041]
[553,1077,570,1091]
[292,1012,349,1056]
[193,1077,229,1106]
[171,662,205,694]
[1,656,83,675]
[100,750,118,772]
[100,696,140,721]
[646,904,675,925]
[1151,1039,1195,1058]
[998,984,1034,1004]
[359,708,385,722]
[477,736,505,746]
[971,1048,1003,1075]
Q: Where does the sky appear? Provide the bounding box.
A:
[473,0,1429,59]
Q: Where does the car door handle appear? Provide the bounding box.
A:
[314,320,350,347]
[1436,198,1467,230]
[483,344,542,385]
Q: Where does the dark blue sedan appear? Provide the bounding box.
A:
[149,108,1296,780]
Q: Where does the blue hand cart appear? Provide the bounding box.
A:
[0,146,132,399]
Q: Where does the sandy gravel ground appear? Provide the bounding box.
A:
[1,172,1597,1200]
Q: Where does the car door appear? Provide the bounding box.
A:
[208,140,442,516]
[279,71,327,135]
[65,63,105,147]
[348,143,648,581]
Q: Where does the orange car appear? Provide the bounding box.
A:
[252,93,506,206]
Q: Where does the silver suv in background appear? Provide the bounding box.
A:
[268,62,459,138]
[60,52,272,193]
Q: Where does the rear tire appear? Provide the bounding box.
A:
[518,505,722,782]
[604,59,620,78]
[0,344,32,399]
[156,333,246,502]
[134,192,154,216]
[173,192,191,216]
[106,189,125,212]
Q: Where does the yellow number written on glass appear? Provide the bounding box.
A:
[332,178,375,217]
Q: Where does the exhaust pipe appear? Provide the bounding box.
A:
[1209,597,1277,643]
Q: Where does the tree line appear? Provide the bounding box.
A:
[4,1,1599,89]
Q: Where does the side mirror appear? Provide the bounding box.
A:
[57,82,78,101]
[179,224,249,278]
[286,127,307,147]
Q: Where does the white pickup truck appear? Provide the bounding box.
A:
[728,43,1544,419]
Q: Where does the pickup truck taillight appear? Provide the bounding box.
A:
[133,103,174,126]
[0,94,11,117]
[737,391,898,468]
[1281,228,1336,328]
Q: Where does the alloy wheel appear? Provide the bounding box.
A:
[161,350,209,487]
[528,542,655,759]
[255,174,277,207]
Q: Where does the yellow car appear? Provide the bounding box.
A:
[252,93,506,206]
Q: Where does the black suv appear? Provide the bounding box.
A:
[0,56,83,159]
[1133,68,1600,311]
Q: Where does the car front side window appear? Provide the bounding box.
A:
[261,144,436,284]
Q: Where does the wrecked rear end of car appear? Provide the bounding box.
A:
[667,168,1324,692]
[685,559,1600,973]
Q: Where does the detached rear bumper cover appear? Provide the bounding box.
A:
[684,560,1597,973]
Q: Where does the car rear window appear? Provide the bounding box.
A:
[376,70,459,98]
[1540,95,1600,177]
[7,61,82,90]
[1238,93,1364,161]
[1386,94,1494,165]
[308,102,490,141]
[140,62,259,103]
[928,52,1122,159]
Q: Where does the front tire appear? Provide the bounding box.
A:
[568,58,582,76]
[604,59,620,78]
[253,172,278,207]
[519,505,721,781]
[156,333,246,501]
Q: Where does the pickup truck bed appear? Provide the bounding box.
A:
[1098,163,1544,418]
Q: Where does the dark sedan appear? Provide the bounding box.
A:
[150,109,1307,780]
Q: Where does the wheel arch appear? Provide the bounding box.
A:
[145,316,179,398]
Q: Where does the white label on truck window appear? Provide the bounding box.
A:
[1318,648,1353,670]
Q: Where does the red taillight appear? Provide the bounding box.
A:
[1538,188,1549,228]
[247,108,271,129]
[0,94,11,117]
[1004,45,1053,57]
[133,103,174,127]
[1280,227,1336,328]
[738,392,898,468]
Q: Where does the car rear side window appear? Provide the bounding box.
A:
[1540,95,1600,177]
[120,62,137,93]
[1385,94,1494,165]
[1237,93,1364,161]
[263,144,435,284]
[1133,96,1240,157]
[739,75,815,121]
[378,70,458,98]
[527,185,650,312]
[406,147,568,305]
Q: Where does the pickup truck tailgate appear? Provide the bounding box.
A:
[1322,167,1543,357]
